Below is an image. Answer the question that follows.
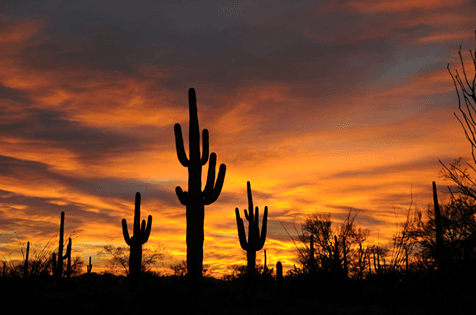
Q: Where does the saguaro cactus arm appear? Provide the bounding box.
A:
[140,215,153,244]
[258,206,268,250]
[176,187,188,205]
[122,219,132,246]
[174,124,189,167]
[235,208,248,250]
[122,193,153,245]
[203,153,226,205]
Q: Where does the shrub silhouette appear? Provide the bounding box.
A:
[174,87,226,297]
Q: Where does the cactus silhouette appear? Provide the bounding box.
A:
[264,250,267,274]
[276,261,283,286]
[433,181,444,273]
[122,192,152,288]
[309,235,315,274]
[65,238,72,280]
[23,241,29,278]
[87,256,92,274]
[174,88,226,296]
[334,235,340,273]
[52,211,71,285]
[236,181,268,277]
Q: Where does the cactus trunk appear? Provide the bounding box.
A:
[53,212,71,287]
[276,261,283,286]
[87,256,92,274]
[24,241,29,278]
[433,181,444,272]
[66,238,72,280]
[58,211,65,278]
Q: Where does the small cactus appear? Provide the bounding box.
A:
[236,181,268,277]
[23,241,30,278]
[309,235,315,274]
[433,181,444,272]
[87,256,92,274]
[122,192,152,288]
[334,235,340,274]
[276,261,283,286]
[65,238,72,280]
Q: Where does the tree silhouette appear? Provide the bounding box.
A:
[294,209,369,280]
[441,32,476,201]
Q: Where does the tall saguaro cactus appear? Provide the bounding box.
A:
[174,88,226,295]
[433,181,444,272]
[122,192,152,288]
[236,181,268,277]
[52,212,71,279]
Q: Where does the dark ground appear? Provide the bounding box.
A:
[1,272,474,315]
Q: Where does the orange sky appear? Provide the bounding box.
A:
[1,0,476,278]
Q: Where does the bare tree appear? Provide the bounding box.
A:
[441,32,476,200]
[287,208,370,280]
[101,242,167,275]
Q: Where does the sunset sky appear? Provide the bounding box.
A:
[1,0,475,278]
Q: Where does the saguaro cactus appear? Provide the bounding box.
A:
[52,212,71,282]
[174,88,226,295]
[309,235,315,274]
[65,238,72,280]
[433,181,444,272]
[334,235,340,273]
[276,261,283,286]
[23,241,30,278]
[87,256,92,274]
[122,192,152,288]
[236,181,268,277]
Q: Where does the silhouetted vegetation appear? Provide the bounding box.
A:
[235,181,268,279]
[122,192,152,289]
[4,82,476,314]
[441,34,476,201]
[174,87,226,297]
